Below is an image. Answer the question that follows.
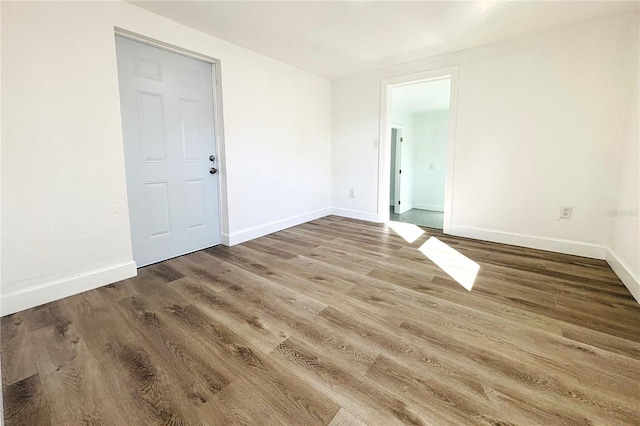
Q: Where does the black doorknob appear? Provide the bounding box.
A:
[209,167,218,175]
[209,155,215,162]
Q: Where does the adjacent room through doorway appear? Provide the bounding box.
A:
[388,77,451,230]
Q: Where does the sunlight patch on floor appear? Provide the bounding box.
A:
[387,220,425,243]
[419,237,480,291]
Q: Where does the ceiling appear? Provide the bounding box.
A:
[392,78,451,113]
[129,1,639,80]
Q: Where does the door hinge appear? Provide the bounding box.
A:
[398,201,401,205]
[399,169,402,174]
[400,137,403,142]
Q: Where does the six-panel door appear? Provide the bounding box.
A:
[116,36,220,267]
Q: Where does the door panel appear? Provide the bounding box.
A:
[184,179,206,230]
[116,36,220,267]
[178,98,201,160]
[133,55,163,81]
[137,92,167,162]
[143,181,172,238]
[177,67,200,89]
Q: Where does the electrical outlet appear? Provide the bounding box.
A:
[349,189,355,198]
[373,139,379,149]
[559,207,572,219]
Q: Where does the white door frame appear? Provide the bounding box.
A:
[377,66,459,233]
[114,27,230,246]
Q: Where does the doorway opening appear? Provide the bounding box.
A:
[378,67,458,232]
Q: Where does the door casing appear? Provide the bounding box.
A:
[378,66,459,232]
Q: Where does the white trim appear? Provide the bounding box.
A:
[412,203,444,212]
[211,60,230,247]
[226,208,331,246]
[1,261,137,316]
[114,27,219,64]
[331,207,380,222]
[606,248,640,304]
[378,66,459,235]
[448,224,608,259]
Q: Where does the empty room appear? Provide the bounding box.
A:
[1,1,639,425]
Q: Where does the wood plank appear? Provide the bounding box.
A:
[114,296,233,403]
[328,408,368,426]
[157,303,341,424]
[62,291,202,425]
[272,336,426,426]
[1,312,38,386]
[2,374,51,426]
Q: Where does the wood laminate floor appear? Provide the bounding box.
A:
[2,216,640,425]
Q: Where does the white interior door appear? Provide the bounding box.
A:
[390,130,397,207]
[116,36,220,267]
[393,128,403,214]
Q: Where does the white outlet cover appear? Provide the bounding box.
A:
[559,207,572,219]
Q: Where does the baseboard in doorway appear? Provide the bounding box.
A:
[1,261,137,316]
[224,207,331,246]
[412,203,444,212]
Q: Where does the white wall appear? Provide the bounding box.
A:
[331,14,638,259]
[1,1,331,315]
[607,67,640,303]
[412,110,449,212]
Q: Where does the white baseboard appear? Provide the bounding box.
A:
[413,203,444,212]
[226,207,331,246]
[447,224,608,259]
[398,205,413,214]
[1,261,137,316]
[606,248,640,304]
[331,207,380,222]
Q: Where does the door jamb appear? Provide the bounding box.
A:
[377,66,459,233]
[114,28,230,246]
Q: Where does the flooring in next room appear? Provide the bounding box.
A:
[2,216,640,425]
[389,206,444,229]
